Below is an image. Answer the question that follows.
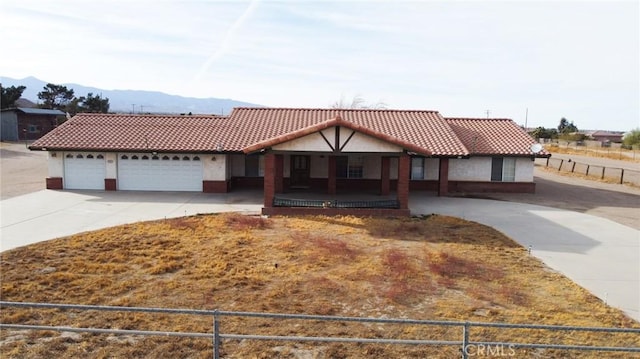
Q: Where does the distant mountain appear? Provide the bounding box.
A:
[1,76,262,115]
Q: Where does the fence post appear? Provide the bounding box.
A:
[620,169,624,185]
[601,167,605,180]
[571,162,577,173]
[586,165,590,176]
[461,322,470,359]
[558,159,564,172]
[213,310,220,359]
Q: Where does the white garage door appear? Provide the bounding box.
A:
[118,153,203,191]
[64,153,106,190]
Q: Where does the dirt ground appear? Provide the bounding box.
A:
[1,141,639,229]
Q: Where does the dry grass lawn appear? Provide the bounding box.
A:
[1,214,638,358]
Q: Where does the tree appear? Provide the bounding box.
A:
[1,84,26,109]
[529,126,558,139]
[557,117,578,134]
[37,83,74,110]
[77,93,110,113]
[623,128,640,147]
[331,95,387,109]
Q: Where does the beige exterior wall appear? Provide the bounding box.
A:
[449,157,492,181]
[48,152,64,177]
[273,132,332,152]
[203,154,227,181]
[341,131,402,153]
[105,153,117,178]
[514,157,534,182]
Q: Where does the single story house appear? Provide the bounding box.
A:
[29,107,549,216]
[589,130,624,143]
[1,107,65,141]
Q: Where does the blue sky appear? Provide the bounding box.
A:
[1,0,638,131]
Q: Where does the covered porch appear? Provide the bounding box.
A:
[261,152,414,216]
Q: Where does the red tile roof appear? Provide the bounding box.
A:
[445,118,549,156]
[30,109,547,157]
[233,108,467,156]
[30,114,228,152]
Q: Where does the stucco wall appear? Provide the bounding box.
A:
[48,152,64,177]
[203,154,227,181]
[514,157,534,182]
[449,157,492,181]
[273,132,331,152]
[341,131,402,153]
[105,153,117,178]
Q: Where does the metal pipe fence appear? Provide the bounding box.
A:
[1,301,639,358]
[544,157,640,186]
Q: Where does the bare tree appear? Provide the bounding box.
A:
[331,94,387,109]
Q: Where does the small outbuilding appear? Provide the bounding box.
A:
[0,107,65,141]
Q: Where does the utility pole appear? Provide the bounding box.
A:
[485,110,491,118]
[131,104,135,114]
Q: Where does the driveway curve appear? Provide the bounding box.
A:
[1,188,638,322]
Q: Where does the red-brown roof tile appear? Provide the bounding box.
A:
[445,118,549,156]
[30,113,229,152]
[231,108,469,156]
[31,110,546,158]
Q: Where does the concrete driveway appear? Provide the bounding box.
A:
[1,188,638,322]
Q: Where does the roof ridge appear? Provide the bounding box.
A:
[232,107,440,113]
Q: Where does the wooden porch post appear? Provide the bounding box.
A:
[264,153,275,207]
[397,154,410,209]
[328,155,337,195]
[275,154,284,193]
[380,156,390,195]
[438,158,449,196]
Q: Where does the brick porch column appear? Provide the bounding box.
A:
[438,158,449,196]
[275,154,284,193]
[327,155,336,195]
[380,156,390,195]
[397,154,410,209]
[264,153,276,207]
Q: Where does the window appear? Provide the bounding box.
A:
[245,155,264,177]
[193,156,200,161]
[28,125,39,133]
[76,154,83,159]
[121,155,128,160]
[491,157,516,182]
[336,156,364,179]
[172,156,180,160]
[131,155,139,160]
[86,154,94,159]
[152,155,159,160]
[502,158,516,182]
[162,156,170,160]
[96,154,104,159]
[411,157,424,180]
[183,156,190,161]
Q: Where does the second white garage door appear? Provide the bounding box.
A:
[118,154,203,191]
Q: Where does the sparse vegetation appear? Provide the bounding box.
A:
[1,214,638,358]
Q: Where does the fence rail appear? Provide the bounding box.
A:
[1,301,639,358]
[542,157,640,186]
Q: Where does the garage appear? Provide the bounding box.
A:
[64,153,106,190]
[117,153,203,191]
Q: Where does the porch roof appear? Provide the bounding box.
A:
[233,108,469,156]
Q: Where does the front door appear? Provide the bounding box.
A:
[290,155,310,188]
